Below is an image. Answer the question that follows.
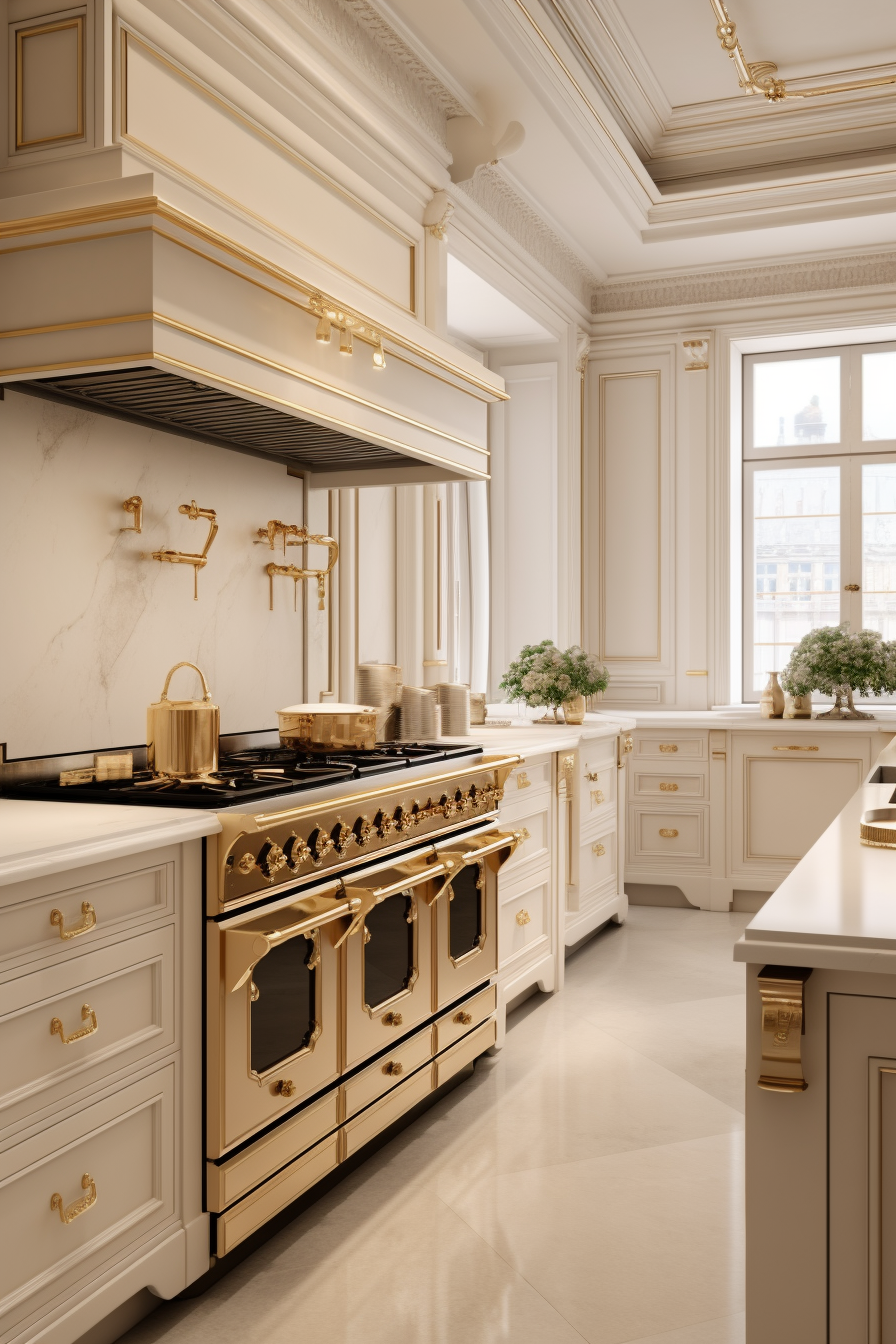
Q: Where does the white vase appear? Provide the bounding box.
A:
[759,671,785,718]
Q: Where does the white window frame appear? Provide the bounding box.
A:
[742,341,896,703]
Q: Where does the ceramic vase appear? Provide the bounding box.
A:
[562,695,586,725]
[759,671,785,718]
[783,693,813,719]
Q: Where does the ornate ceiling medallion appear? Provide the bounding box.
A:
[711,0,896,103]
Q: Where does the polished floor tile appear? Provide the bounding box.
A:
[120,908,747,1344]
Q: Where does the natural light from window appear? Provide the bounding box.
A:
[752,355,840,448]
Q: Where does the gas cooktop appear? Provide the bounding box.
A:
[0,742,483,809]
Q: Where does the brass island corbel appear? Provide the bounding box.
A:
[152,500,218,600]
[757,965,813,1092]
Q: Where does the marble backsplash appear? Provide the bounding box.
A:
[0,388,308,758]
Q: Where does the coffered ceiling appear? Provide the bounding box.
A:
[380,0,896,282]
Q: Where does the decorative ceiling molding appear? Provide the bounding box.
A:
[591,249,896,314]
[456,166,600,307]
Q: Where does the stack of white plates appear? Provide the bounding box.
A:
[400,686,441,741]
[434,683,470,736]
[357,663,402,741]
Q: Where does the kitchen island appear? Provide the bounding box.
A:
[736,730,896,1343]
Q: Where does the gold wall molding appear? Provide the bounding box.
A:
[15,15,85,151]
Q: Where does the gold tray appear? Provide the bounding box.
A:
[860,808,896,848]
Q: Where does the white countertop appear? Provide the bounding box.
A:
[632,708,896,732]
[0,799,221,887]
[736,734,896,972]
[446,711,636,758]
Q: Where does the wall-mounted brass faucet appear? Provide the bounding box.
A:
[152,501,218,600]
[256,520,338,611]
[120,496,143,533]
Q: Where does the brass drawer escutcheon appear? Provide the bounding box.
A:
[659,744,678,753]
[50,1004,98,1045]
[382,1011,403,1027]
[585,771,600,782]
[49,902,97,940]
[773,745,819,752]
[659,782,678,791]
[516,771,531,789]
[592,843,606,856]
[658,829,679,839]
[757,966,812,1092]
[515,909,531,926]
[51,1174,97,1225]
[382,1061,404,1077]
[591,789,605,805]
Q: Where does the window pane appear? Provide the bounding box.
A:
[752,466,840,692]
[863,353,896,441]
[863,463,896,638]
[752,356,840,448]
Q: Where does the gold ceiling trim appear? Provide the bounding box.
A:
[711,0,896,103]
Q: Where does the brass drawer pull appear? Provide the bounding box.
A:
[382,1011,403,1027]
[50,902,97,941]
[592,843,606,857]
[51,1174,97,1225]
[773,745,819,752]
[659,782,678,791]
[382,1061,404,1077]
[516,771,531,789]
[454,1010,474,1025]
[659,828,679,838]
[275,1078,296,1097]
[585,771,600,782]
[515,909,531,926]
[844,583,860,592]
[591,789,605,805]
[50,1004,98,1045]
[659,744,678,753]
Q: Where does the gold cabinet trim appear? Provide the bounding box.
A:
[16,16,85,151]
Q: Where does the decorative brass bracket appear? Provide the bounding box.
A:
[757,965,812,1092]
[257,520,338,612]
[152,501,218,600]
[120,496,143,532]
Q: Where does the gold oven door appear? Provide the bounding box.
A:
[432,831,522,1011]
[341,866,436,1070]
[208,889,355,1158]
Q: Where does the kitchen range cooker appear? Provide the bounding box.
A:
[0,725,522,1261]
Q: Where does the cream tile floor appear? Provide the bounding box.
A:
[123,907,749,1344]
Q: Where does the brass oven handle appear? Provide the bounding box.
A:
[382,1061,404,1076]
[454,1011,474,1025]
[51,1174,97,1225]
[50,1004,98,1045]
[223,890,358,993]
[50,902,97,940]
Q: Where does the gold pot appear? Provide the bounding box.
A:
[277,703,378,753]
[147,663,219,779]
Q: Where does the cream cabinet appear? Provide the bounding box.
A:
[626,722,893,910]
[0,842,207,1344]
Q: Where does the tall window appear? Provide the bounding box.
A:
[743,344,896,700]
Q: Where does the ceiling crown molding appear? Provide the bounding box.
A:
[591,249,896,314]
[457,165,601,307]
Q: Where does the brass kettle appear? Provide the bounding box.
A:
[147,662,219,779]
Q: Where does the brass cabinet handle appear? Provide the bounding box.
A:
[516,771,531,789]
[50,1004,98,1045]
[659,744,678,753]
[592,843,606,856]
[275,1078,296,1097]
[51,1174,97,1225]
[659,828,679,838]
[659,782,678,791]
[844,583,860,592]
[591,789,605,805]
[49,902,97,941]
[585,771,600,782]
[382,1011,403,1027]
[773,745,819,752]
[515,909,531,926]
[454,1010,474,1025]
[382,1061,404,1076]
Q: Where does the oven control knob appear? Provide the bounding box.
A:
[275,1078,296,1098]
[237,852,256,876]
[382,1011,403,1027]
[283,833,311,871]
[257,839,286,881]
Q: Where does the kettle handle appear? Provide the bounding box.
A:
[159,662,213,703]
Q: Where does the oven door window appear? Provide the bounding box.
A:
[449,862,484,964]
[250,934,318,1076]
[363,892,416,1011]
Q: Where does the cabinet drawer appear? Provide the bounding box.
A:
[507,758,550,796]
[632,770,705,800]
[207,1091,339,1213]
[634,734,707,762]
[496,800,550,879]
[342,1065,433,1160]
[579,831,617,895]
[0,928,173,1124]
[215,1134,339,1258]
[631,807,707,862]
[499,878,548,968]
[434,983,496,1053]
[0,855,173,976]
[434,1018,496,1088]
[0,1064,174,1323]
[341,1027,433,1120]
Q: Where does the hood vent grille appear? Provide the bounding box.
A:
[18,366,406,473]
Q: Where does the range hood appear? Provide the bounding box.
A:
[0,198,503,488]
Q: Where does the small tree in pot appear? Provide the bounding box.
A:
[781,624,896,719]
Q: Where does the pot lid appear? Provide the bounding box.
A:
[277,703,376,715]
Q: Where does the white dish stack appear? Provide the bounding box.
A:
[434,683,470,736]
[400,686,441,741]
[356,664,402,741]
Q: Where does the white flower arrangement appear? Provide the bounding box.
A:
[500,641,609,719]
